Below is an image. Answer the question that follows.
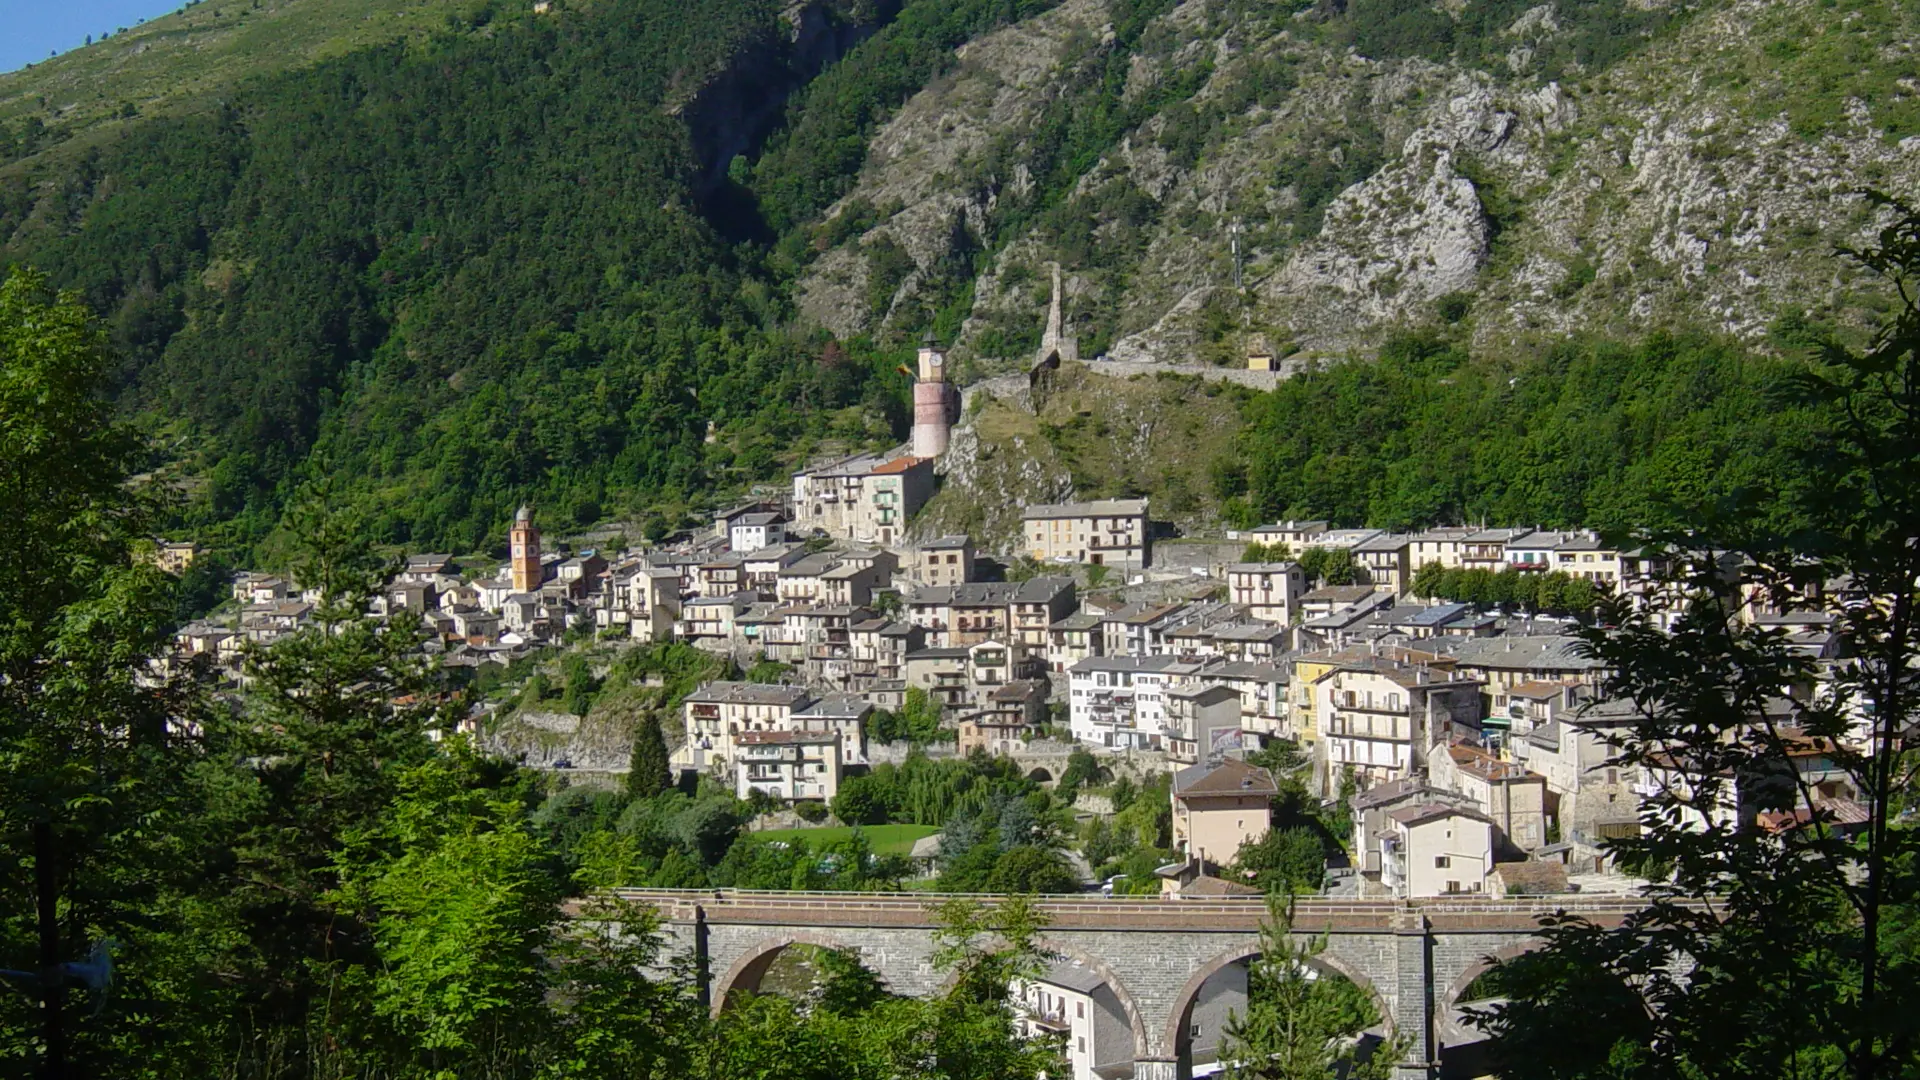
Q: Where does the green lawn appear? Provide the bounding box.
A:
[750,824,939,858]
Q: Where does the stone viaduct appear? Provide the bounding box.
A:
[617,889,1645,1080]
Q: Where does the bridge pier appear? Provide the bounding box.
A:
[1393,912,1437,1080]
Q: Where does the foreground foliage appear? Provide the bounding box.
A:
[1468,205,1920,1080]
[0,269,1060,1079]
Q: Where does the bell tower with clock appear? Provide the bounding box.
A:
[911,331,957,458]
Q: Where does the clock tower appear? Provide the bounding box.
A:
[510,505,542,593]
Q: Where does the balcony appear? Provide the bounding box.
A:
[1022,1010,1070,1034]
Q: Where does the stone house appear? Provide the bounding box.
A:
[1429,742,1550,851]
[1226,562,1306,626]
[1047,612,1105,673]
[1012,962,1139,1080]
[728,511,787,553]
[1352,533,1413,595]
[848,619,922,685]
[775,553,842,604]
[740,544,806,591]
[917,535,974,588]
[1241,520,1328,549]
[1204,661,1291,744]
[1163,684,1245,768]
[682,681,814,771]
[696,554,745,597]
[1316,660,1484,789]
[791,692,873,766]
[1509,698,1645,862]
[957,680,1050,758]
[1021,498,1151,570]
[790,451,935,547]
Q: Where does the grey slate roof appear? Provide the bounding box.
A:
[1021,498,1148,519]
[684,681,813,707]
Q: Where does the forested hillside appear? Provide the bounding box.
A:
[0,0,1912,556]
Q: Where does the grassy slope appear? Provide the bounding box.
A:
[0,0,483,173]
[751,823,941,857]
[915,363,1251,547]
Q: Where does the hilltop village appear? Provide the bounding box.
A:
[158,325,1863,920]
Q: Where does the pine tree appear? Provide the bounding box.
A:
[627,706,671,800]
[1222,898,1404,1080]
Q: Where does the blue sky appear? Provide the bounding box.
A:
[0,0,186,75]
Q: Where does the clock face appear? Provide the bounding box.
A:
[931,355,943,368]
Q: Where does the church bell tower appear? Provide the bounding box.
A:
[510,505,542,593]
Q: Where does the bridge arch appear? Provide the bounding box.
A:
[711,932,871,1015]
[1162,937,1395,1058]
[1033,936,1152,1060]
[1443,939,1541,1011]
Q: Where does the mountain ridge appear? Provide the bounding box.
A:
[0,0,1910,557]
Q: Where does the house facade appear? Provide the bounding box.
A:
[1021,499,1151,569]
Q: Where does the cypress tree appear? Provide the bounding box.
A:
[627,707,671,800]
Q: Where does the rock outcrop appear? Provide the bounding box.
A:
[793,0,1920,365]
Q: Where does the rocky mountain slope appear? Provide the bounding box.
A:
[793,0,1920,367]
[1,0,1911,552]
[913,361,1253,546]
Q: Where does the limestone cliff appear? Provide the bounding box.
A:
[792,0,1920,366]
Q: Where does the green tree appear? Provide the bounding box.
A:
[1056,746,1108,795]
[627,706,672,800]
[199,481,447,1052]
[334,746,557,1072]
[1222,897,1404,1080]
[562,651,599,716]
[1113,772,1173,848]
[172,551,233,624]
[872,686,945,745]
[1469,201,1920,1080]
[832,774,891,826]
[984,845,1080,894]
[1243,541,1293,562]
[0,267,187,1075]
[520,671,550,708]
[1297,546,1358,586]
[1232,827,1327,895]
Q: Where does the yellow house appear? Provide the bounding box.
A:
[1289,652,1343,745]
[1246,352,1275,372]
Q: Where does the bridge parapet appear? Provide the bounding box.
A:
[611,888,1648,932]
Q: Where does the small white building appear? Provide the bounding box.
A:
[1379,803,1495,898]
[729,512,787,553]
[1012,962,1138,1080]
